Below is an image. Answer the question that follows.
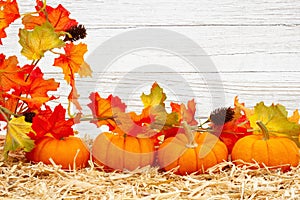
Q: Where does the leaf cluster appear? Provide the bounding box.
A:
[0,0,90,158]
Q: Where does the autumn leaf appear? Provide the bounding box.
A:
[170,99,198,126]
[0,54,31,92]
[234,96,254,117]
[22,67,59,100]
[0,0,20,44]
[248,102,300,145]
[19,21,65,60]
[210,98,253,153]
[53,42,88,83]
[3,116,34,159]
[0,92,19,122]
[78,61,92,78]
[53,43,90,110]
[22,2,78,32]
[113,110,158,138]
[28,104,75,140]
[141,82,166,107]
[88,92,126,130]
[288,109,299,123]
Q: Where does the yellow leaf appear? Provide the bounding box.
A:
[141,82,166,107]
[19,21,65,60]
[3,116,35,159]
[248,102,300,146]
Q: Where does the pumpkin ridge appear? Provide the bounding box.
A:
[266,139,270,166]
[250,138,257,165]
[195,146,199,172]
[211,144,220,164]
[176,139,184,174]
[278,139,296,166]
[137,137,142,167]
[38,137,51,162]
[122,135,126,170]
[105,133,115,169]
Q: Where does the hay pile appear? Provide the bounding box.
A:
[1,136,300,199]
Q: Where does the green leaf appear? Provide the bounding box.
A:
[249,102,300,146]
[3,117,35,159]
[141,82,166,107]
[19,21,65,60]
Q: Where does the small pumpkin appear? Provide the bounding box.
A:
[26,136,90,170]
[231,121,300,171]
[92,131,155,171]
[157,123,228,175]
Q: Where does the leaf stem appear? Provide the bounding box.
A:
[50,49,64,55]
[0,105,22,122]
[198,118,210,128]
[256,120,269,140]
[21,0,47,16]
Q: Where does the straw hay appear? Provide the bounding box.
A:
[1,136,300,199]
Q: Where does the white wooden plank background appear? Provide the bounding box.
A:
[1,0,300,137]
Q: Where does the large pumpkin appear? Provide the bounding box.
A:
[157,126,228,175]
[231,121,300,171]
[92,132,155,171]
[26,136,90,170]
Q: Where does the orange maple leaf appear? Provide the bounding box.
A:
[22,1,77,32]
[53,42,88,83]
[18,67,59,109]
[88,92,127,130]
[0,54,31,92]
[170,99,198,126]
[23,67,59,98]
[0,0,20,44]
[53,43,89,110]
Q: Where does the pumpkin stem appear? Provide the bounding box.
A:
[182,121,198,148]
[256,120,269,140]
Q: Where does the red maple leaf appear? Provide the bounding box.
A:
[0,0,20,44]
[28,104,75,140]
[22,1,77,32]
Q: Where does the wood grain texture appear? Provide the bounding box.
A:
[1,0,299,136]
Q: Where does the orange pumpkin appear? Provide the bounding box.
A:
[231,121,300,171]
[157,124,228,175]
[92,132,155,171]
[26,136,90,170]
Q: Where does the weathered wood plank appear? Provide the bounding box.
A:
[2,26,299,72]
[46,71,300,114]
[1,1,299,72]
[17,0,300,26]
